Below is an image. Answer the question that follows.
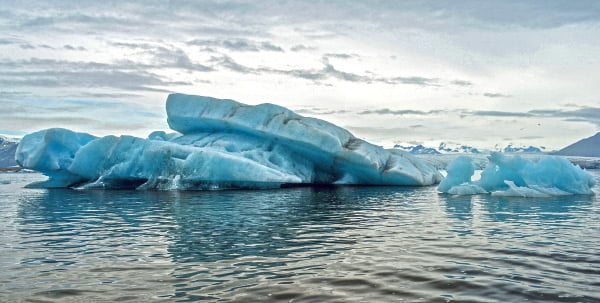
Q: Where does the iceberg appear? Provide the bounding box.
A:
[16,93,443,190]
[15,128,97,188]
[438,152,595,197]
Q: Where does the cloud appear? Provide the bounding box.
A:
[0,38,16,45]
[471,110,532,117]
[63,44,86,51]
[467,106,600,126]
[109,42,214,71]
[358,108,445,115]
[19,43,35,49]
[0,114,152,133]
[344,126,433,141]
[451,80,473,86]
[210,55,258,74]
[531,107,600,126]
[0,37,36,49]
[320,59,370,82]
[557,107,600,120]
[147,47,214,71]
[515,107,600,121]
[290,44,316,52]
[0,97,164,134]
[355,105,600,131]
[18,12,139,29]
[0,70,183,92]
[259,41,284,52]
[9,36,464,96]
[389,76,439,86]
[187,39,284,52]
[294,107,350,115]
[0,101,101,132]
[324,53,357,59]
[37,44,55,49]
[218,39,260,51]
[2,1,599,146]
[519,135,544,139]
[0,57,194,92]
[0,91,32,99]
[96,122,151,131]
[70,92,142,99]
[0,115,99,126]
[0,37,27,45]
[110,41,161,50]
[483,92,511,98]
[7,1,600,49]
[429,1,600,29]
[209,54,445,86]
[65,100,121,107]
[265,67,327,81]
[0,100,29,113]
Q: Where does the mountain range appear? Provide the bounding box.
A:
[553,132,600,157]
[0,136,19,167]
[393,142,545,155]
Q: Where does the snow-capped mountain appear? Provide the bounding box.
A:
[438,142,481,154]
[393,144,440,154]
[0,135,19,167]
[393,142,545,155]
[498,144,545,153]
[393,142,482,154]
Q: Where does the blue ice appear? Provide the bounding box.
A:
[438,152,595,197]
[16,94,442,190]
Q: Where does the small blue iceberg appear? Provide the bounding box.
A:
[438,153,595,197]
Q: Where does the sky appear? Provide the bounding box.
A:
[1,0,600,150]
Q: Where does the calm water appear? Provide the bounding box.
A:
[1,172,599,302]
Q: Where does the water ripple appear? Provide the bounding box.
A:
[0,172,599,302]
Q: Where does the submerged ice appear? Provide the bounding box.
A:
[16,93,443,190]
[438,152,595,197]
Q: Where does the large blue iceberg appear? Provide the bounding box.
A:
[438,153,596,197]
[16,93,443,190]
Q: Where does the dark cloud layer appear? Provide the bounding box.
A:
[290,44,316,52]
[187,39,284,52]
[2,1,597,93]
[451,80,473,86]
[356,105,600,128]
[484,92,511,98]
[209,55,462,86]
[358,108,445,115]
[294,107,350,115]
[8,1,600,34]
[472,110,531,117]
[0,46,465,95]
[2,0,600,143]
[471,107,600,126]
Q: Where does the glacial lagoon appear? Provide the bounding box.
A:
[1,172,599,302]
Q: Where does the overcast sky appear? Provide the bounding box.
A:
[2,0,600,149]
